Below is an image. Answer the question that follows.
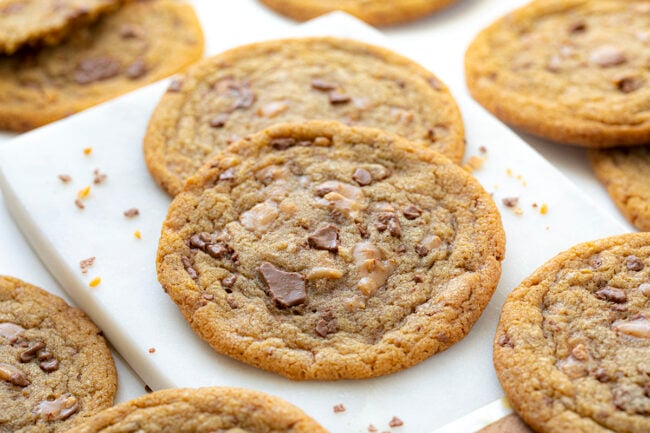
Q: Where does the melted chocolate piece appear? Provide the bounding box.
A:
[352,168,372,186]
[310,78,336,91]
[210,113,229,128]
[595,286,627,303]
[125,59,147,79]
[259,262,307,307]
[19,341,45,362]
[315,311,337,337]
[626,255,644,271]
[403,205,422,220]
[308,225,340,253]
[328,90,351,104]
[74,57,120,84]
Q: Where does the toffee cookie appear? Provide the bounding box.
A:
[0,0,122,55]
[67,387,328,433]
[590,146,650,231]
[494,233,650,433]
[0,275,117,432]
[465,0,650,148]
[144,37,464,196]
[0,0,204,132]
[157,121,504,380]
[258,0,458,27]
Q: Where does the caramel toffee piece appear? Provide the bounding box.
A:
[0,0,204,132]
[494,233,650,433]
[0,276,116,432]
[144,37,464,196]
[465,0,650,147]
[157,121,504,380]
[258,0,460,27]
[66,387,328,433]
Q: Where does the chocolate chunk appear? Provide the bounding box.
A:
[616,77,644,93]
[308,225,340,253]
[594,368,610,382]
[502,197,519,208]
[231,84,256,110]
[626,255,644,271]
[181,257,198,280]
[568,21,587,33]
[0,363,29,387]
[332,403,346,413]
[39,358,59,372]
[389,417,404,428]
[270,137,296,149]
[219,168,235,181]
[315,311,337,337]
[497,333,514,348]
[210,113,229,128]
[19,341,45,362]
[328,90,351,104]
[206,243,228,259]
[311,79,336,91]
[222,274,237,288]
[58,174,72,183]
[74,57,120,85]
[125,59,147,79]
[119,24,141,38]
[259,262,307,307]
[357,223,369,238]
[167,78,183,92]
[596,286,627,303]
[189,234,207,250]
[403,205,422,220]
[376,213,401,237]
[353,168,372,186]
[123,208,139,218]
[416,244,430,257]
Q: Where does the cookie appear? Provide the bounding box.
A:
[590,146,650,231]
[67,387,328,433]
[0,0,204,132]
[465,0,650,148]
[477,414,534,433]
[0,0,122,54]
[494,233,650,433]
[144,37,464,196]
[0,275,117,432]
[157,121,505,380]
[258,0,458,27]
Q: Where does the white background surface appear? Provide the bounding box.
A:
[0,0,638,431]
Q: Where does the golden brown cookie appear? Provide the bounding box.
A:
[465,0,650,148]
[144,37,464,196]
[590,146,650,231]
[157,121,505,380]
[0,0,204,132]
[258,0,459,27]
[494,233,650,433]
[0,275,117,432]
[0,0,122,54]
[67,387,328,433]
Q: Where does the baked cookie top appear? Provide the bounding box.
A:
[0,276,117,433]
[67,387,328,433]
[494,233,650,433]
[465,0,650,148]
[144,37,464,196]
[258,0,458,27]
[0,0,204,132]
[0,0,121,54]
[157,121,504,380]
[590,146,650,231]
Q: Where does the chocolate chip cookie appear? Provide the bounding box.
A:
[590,146,650,231]
[0,0,204,132]
[157,121,505,380]
[144,37,464,196]
[465,0,650,148]
[494,233,650,433]
[0,0,122,54]
[0,275,117,432]
[258,0,458,27]
[67,387,328,433]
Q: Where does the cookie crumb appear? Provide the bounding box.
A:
[80,257,96,274]
[148,347,156,354]
[74,199,85,209]
[388,416,404,428]
[463,155,485,172]
[479,146,487,154]
[88,277,101,288]
[513,207,524,216]
[333,404,346,413]
[144,385,153,393]
[368,425,378,432]
[83,147,92,156]
[134,230,142,239]
[124,208,140,218]
[77,186,91,200]
[58,174,72,183]
[502,197,519,208]
[540,203,549,215]
[506,168,513,177]
[93,169,107,185]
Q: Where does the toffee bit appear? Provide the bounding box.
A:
[124,208,140,218]
[80,257,96,274]
[388,416,404,428]
[83,147,92,155]
[333,404,346,413]
[77,186,91,199]
[540,203,549,215]
[58,174,72,183]
[74,199,85,209]
[88,277,101,288]
[134,230,142,239]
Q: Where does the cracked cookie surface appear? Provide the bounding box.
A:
[157,121,504,380]
[144,37,464,196]
[0,0,204,132]
[465,0,650,147]
[0,275,116,433]
[590,146,650,231]
[67,387,327,433]
[0,0,122,54]
[494,233,650,433]
[258,0,458,27]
